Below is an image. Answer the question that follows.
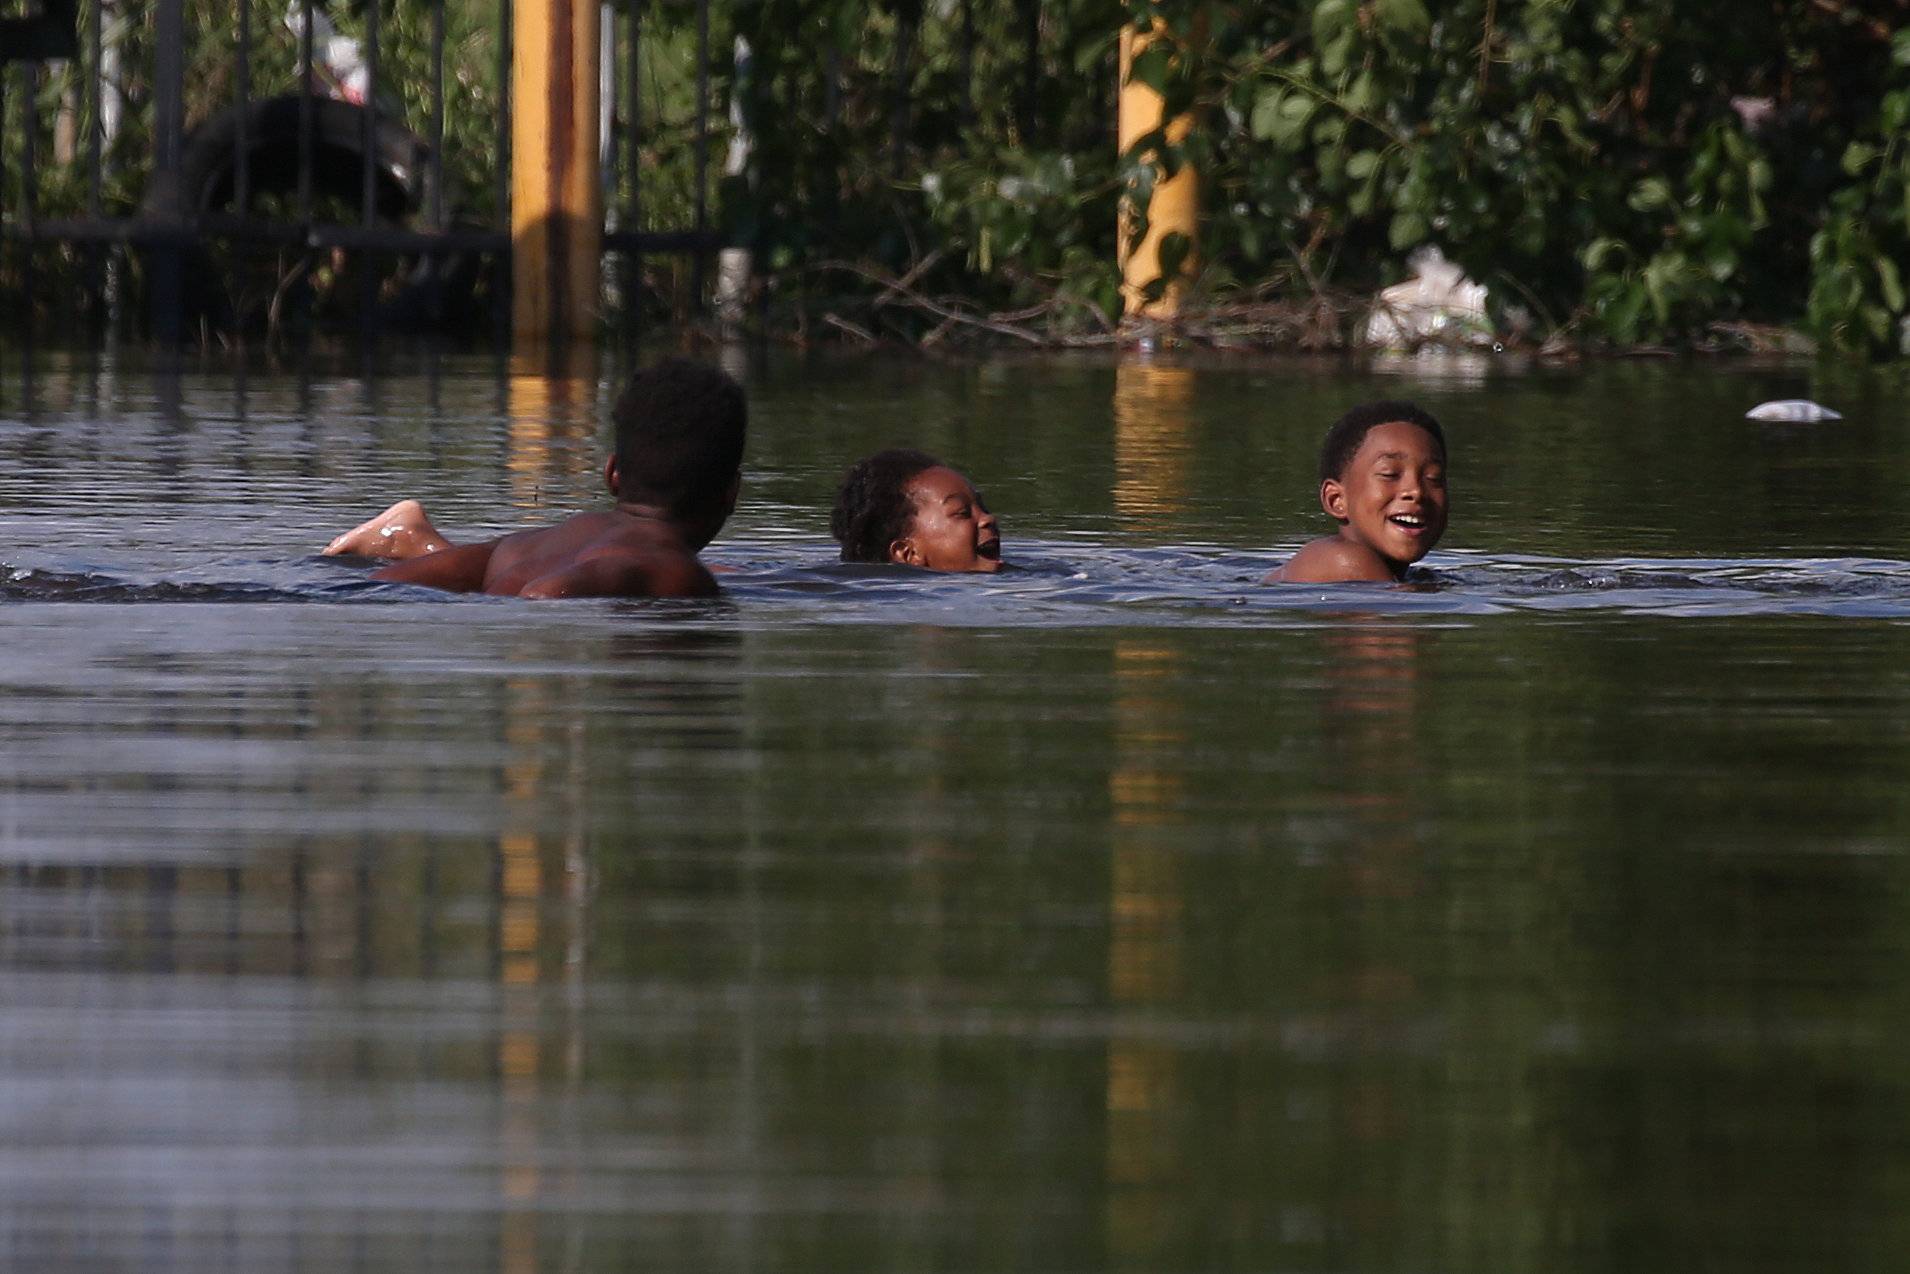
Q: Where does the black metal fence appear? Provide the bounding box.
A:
[0,0,720,345]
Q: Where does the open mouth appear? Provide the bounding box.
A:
[977,539,1002,562]
[1388,513,1432,535]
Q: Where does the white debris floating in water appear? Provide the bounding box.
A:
[1364,245,1493,350]
[1745,399,1842,422]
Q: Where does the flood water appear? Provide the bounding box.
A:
[3,347,1910,1272]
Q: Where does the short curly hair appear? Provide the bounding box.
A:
[1319,401,1445,482]
[830,448,944,563]
[612,358,748,514]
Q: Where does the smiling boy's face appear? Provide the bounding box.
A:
[1322,420,1448,573]
[892,466,1003,573]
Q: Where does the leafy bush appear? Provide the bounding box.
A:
[9,0,1910,350]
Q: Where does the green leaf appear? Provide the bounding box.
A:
[1320,30,1353,77]
[1705,244,1738,283]
[1250,88,1284,141]
[1879,257,1906,314]
[1311,0,1355,50]
[1348,176,1377,217]
[1884,91,1910,133]
[1375,0,1432,38]
[1864,304,1891,344]
[1842,142,1879,177]
[1238,221,1262,261]
[1127,44,1172,93]
[1268,93,1317,150]
[1606,285,1646,342]
[1157,231,1193,281]
[1074,31,1120,77]
[1311,116,1347,146]
[1627,177,1674,213]
[1388,210,1428,251]
[1642,252,1693,325]
[1346,150,1382,180]
[1582,236,1627,271]
[1345,70,1377,113]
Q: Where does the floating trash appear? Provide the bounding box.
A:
[1746,399,1842,422]
[1363,245,1494,350]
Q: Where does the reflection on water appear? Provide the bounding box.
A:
[1111,360,1196,525]
[1106,639,1185,1264]
[3,351,1910,1271]
[506,359,602,514]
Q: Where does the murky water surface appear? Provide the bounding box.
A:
[3,349,1910,1271]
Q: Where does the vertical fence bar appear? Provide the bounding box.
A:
[361,0,379,227]
[625,0,642,333]
[425,0,446,323]
[23,63,39,230]
[87,0,105,325]
[429,0,445,231]
[690,0,708,306]
[235,0,251,212]
[888,0,915,175]
[298,0,314,225]
[496,0,512,233]
[20,64,38,336]
[1,68,12,353]
[87,0,103,217]
[359,0,381,340]
[494,0,512,342]
[150,0,187,342]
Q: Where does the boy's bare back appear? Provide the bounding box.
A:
[365,508,714,599]
[324,359,747,601]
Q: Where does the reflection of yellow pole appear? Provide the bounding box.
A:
[1118,25,1200,319]
[1111,361,1196,522]
[500,679,546,1274]
[512,0,602,342]
[506,365,598,512]
[1106,639,1186,1263]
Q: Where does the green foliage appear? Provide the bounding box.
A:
[708,0,1128,331]
[9,0,1910,349]
[1176,0,1910,351]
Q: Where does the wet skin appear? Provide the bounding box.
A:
[323,460,736,599]
[1272,421,1448,584]
[890,466,1003,573]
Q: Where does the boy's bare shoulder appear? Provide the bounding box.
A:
[501,512,714,599]
[1266,535,1397,584]
[517,543,714,599]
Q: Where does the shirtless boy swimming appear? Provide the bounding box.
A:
[323,358,746,598]
[1269,401,1448,584]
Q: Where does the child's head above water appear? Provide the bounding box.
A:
[610,358,749,549]
[1320,400,1445,487]
[1272,400,1449,584]
[830,448,1003,572]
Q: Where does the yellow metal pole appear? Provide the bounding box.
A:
[513,0,603,342]
[1117,24,1200,320]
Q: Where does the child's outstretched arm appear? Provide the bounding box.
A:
[369,540,502,593]
[323,499,455,560]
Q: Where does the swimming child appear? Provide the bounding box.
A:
[830,448,1002,573]
[1269,400,1448,584]
[322,358,746,598]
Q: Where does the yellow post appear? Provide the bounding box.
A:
[513,0,603,341]
[1117,23,1200,320]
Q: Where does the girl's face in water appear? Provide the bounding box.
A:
[892,466,1003,573]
